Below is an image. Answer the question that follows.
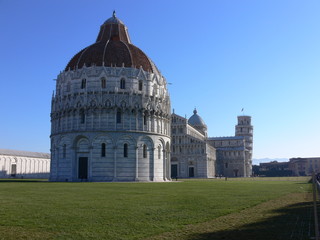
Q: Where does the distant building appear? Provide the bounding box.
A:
[289,157,320,176]
[256,161,292,177]
[209,115,253,177]
[171,110,253,178]
[0,149,50,178]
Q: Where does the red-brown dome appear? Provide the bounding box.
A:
[65,12,159,74]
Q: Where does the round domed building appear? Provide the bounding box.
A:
[50,12,171,182]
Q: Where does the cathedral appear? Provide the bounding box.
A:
[171,110,253,178]
[50,12,253,181]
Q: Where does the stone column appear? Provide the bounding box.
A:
[142,112,145,132]
[151,113,154,132]
[163,149,166,181]
[135,145,139,181]
[113,145,117,181]
[135,111,138,130]
[151,147,156,181]
[89,145,93,181]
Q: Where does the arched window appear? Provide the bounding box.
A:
[138,80,143,91]
[124,143,128,158]
[143,144,147,158]
[81,79,86,89]
[120,78,125,89]
[158,145,161,159]
[80,111,85,124]
[101,77,106,88]
[63,144,66,158]
[143,114,147,126]
[116,111,122,123]
[101,143,106,157]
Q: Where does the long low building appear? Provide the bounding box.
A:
[0,149,50,179]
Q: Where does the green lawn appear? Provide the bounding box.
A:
[0,178,311,240]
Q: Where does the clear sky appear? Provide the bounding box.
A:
[0,0,319,159]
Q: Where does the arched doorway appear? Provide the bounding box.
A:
[171,157,178,179]
[76,138,90,181]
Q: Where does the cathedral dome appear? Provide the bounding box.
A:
[188,109,206,127]
[65,11,159,74]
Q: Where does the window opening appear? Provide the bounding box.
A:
[63,144,66,158]
[101,77,106,88]
[116,111,122,123]
[124,143,128,157]
[120,78,125,89]
[81,79,86,89]
[80,112,85,124]
[138,80,143,91]
[144,114,147,125]
[143,144,147,158]
[101,143,106,157]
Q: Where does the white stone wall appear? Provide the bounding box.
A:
[50,132,170,182]
[50,66,171,182]
[171,113,216,178]
[206,144,216,178]
[51,66,171,136]
[0,154,50,178]
[208,136,248,177]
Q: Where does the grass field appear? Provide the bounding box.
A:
[0,177,314,240]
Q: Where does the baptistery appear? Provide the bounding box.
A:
[50,12,171,181]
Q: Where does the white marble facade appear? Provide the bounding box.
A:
[171,111,253,178]
[50,13,171,182]
[50,68,171,182]
[171,113,216,178]
[0,149,50,178]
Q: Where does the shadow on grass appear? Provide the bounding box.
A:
[0,179,48,183]
[186,201,315,240]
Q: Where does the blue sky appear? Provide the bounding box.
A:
[0,0,319,159]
